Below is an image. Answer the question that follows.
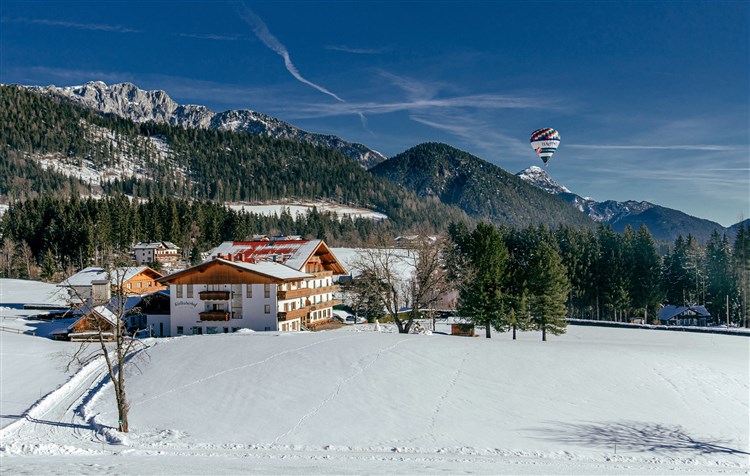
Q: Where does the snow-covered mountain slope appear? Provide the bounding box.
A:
[26,81,386,169]
[516,167,726,241]
[1,323,747,474]
[516,166,571,195]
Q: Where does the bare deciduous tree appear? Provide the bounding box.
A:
[351,233,449,333]
[64,260,149,433]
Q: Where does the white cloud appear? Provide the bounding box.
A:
[177,33,247,41]
[325,45,386,55]
[2,17,140,33]
[568,144,741,151]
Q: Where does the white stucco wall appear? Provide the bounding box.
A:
[169,283,279,335]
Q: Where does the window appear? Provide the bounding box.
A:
[137,281,142,288]
[176,285,183,298]
[223,328,229,333]
[264,284,270,298]
[186,284,193,298]
[126,283,131,289]
[232,327,240,332]
[246,284,252,297]
[206,326,219,334]
[192,326,202,335]
[176,326,183,335]
[264,304,270,314]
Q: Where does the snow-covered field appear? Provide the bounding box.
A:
[1,318,748,474]
[0,279,70,308]
[228,201,388,222]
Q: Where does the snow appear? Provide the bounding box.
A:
[0,279,70,308]
[0,320,747,474]
[228,201,388,222]
[330,247,414,279]
[30,124,184,187]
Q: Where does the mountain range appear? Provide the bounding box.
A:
[371,143,594,229]
[25,82,386,169]
[516,166,736,242]
[2,81,745,242]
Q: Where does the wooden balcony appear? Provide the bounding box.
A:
[313,285,339,295]
[278,284,340,301]
[277,287,314,301]
[199,290,230,301]
[308,300,341,311]
[278,307,308,321]
[199,311,230,321]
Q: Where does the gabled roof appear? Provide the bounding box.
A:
[157,258,311,284]
[658,305,711,321]
[68,304,120,331]
[205,239,346,274]
[60,266,163,287]
[133,241,180,250]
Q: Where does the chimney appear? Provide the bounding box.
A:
[90,279,111,306]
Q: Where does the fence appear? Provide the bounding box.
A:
[0,326,35,336]
[567,318,750,337]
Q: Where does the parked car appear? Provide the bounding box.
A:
[345,315,367,324]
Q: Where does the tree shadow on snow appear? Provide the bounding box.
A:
[529,421,749,456]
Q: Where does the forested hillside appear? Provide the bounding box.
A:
[0,85,468,232]
[1,195,382,276]
[371,143,595,229]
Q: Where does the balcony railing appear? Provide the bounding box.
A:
[308,299,341,311]
[309,270,333,277]
[278,307,308,321]
[277,284,340,301]
[199,290,231,301]
[199,311,230,321]
[277,287,314,301]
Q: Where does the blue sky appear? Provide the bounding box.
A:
[1,1,748,227]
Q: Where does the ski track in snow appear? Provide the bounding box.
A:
[272,336,417,444]
[426,344,473,445]
[2,327,748,474]
[131,333,357,410]
[1,355,111,455]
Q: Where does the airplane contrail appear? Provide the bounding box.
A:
[237,3,344,103]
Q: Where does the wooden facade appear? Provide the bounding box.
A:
[120,268,167,295]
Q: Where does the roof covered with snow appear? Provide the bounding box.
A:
[133,241,179,250]
[68,304,120,330]
[158,258,311,284]
[223,259,312,280]
[205,238,345,274]
[59,266,161,287]
[658,305,711,321]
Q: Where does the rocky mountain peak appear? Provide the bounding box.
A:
[25,81,386,169]
[516,166,571,195]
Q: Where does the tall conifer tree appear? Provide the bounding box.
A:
[527,241,570,341]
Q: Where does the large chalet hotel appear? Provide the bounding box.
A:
[157,236,345,335]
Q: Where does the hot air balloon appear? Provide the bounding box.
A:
[530,127,561,166]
